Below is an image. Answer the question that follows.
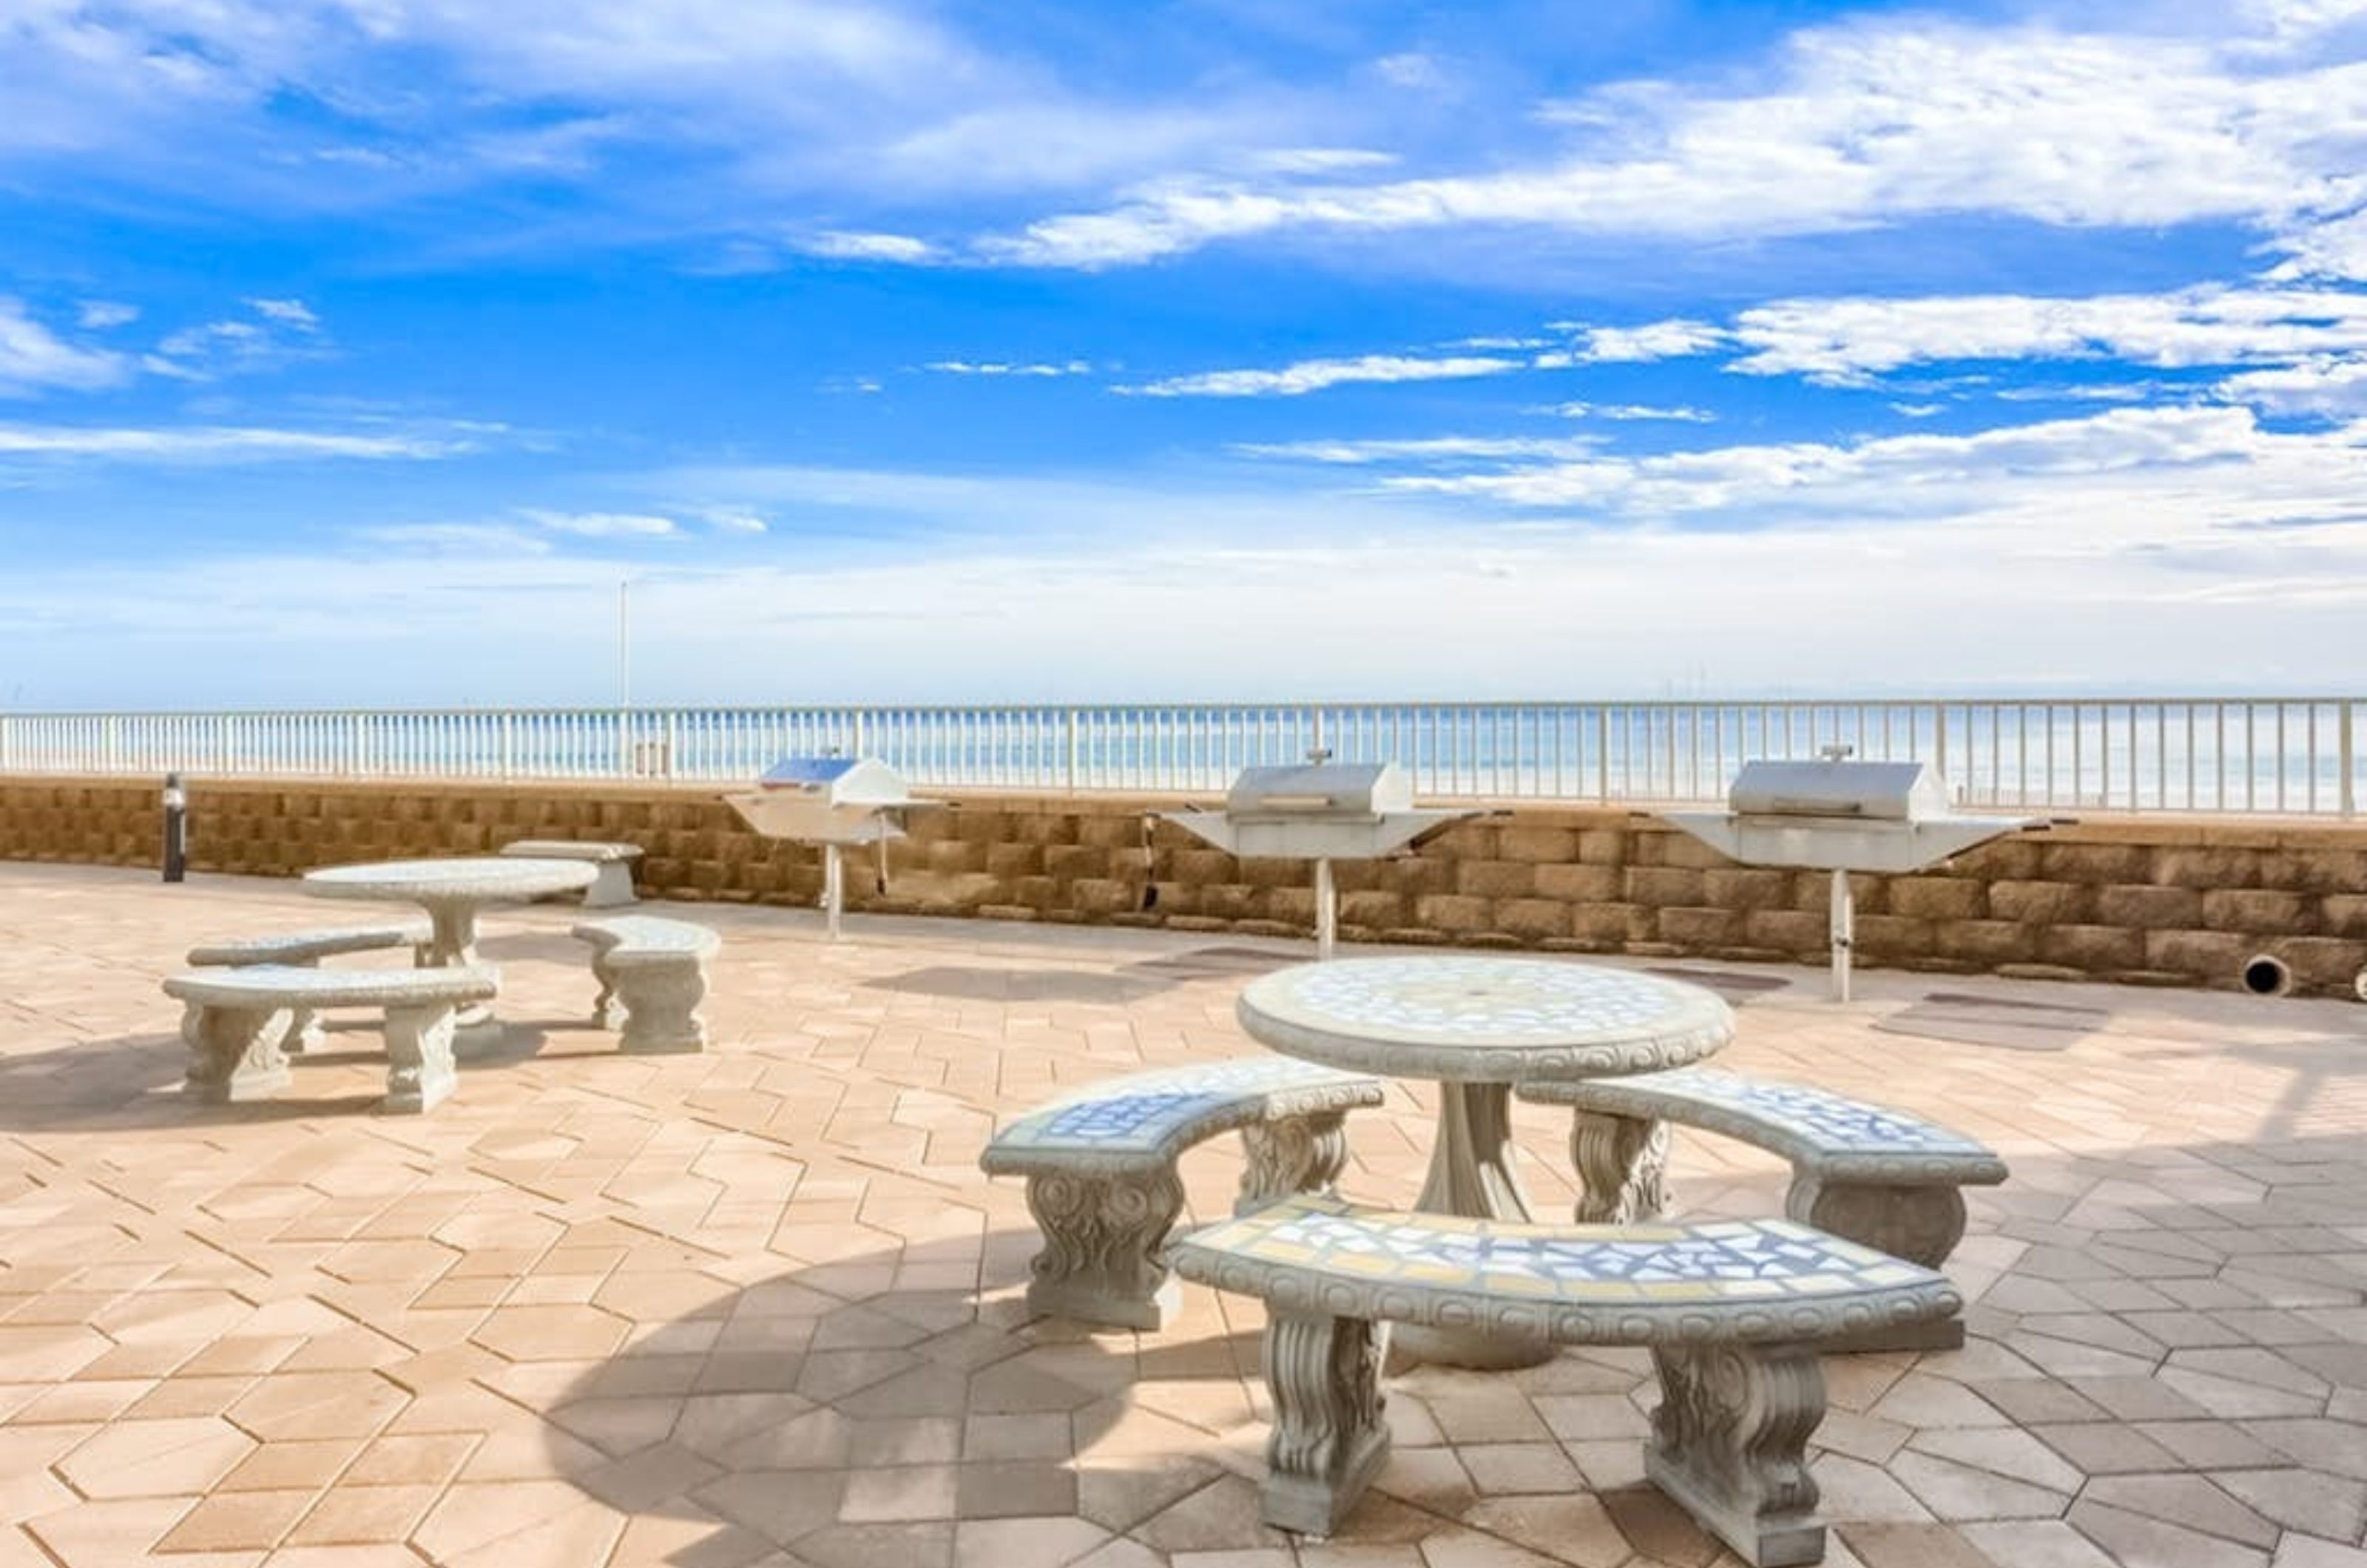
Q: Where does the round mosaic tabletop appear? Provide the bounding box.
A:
[305,857,597,903]
[1239,956,1735,1084]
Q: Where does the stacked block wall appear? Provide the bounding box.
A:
[1,775,2362,996]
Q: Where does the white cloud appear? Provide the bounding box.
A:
[977,14,2367,269]
[0,422,475,461]
[144,297,331,382]
[924,359,1090,376]
[1382,405,2324,514]
[1232,436,1601,464]
[694,507,771,533]
[1121,353,1521,398]
[522,509,681,537]
[76,302,140,331]
[804,231,939,263]
[1570,321,1730,363]
[0,300,129,396]
[1549,401,1715,422]
[246,297,320,328]
[13,425,2367,704]
[1725,285,2367,382]
[1244,147,1397,175]
[2221,356,2367,416]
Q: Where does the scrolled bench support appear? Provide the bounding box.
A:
[382,1003,462,1115]
[1021,1167,1185,1330]
[616,962,708,1054]
[1237,1109,1351,1217]
[1572,1109,1670,1224]
[1644,1340,1827,1568]
[1787,1177,1969,1350]
[183,1005,295,1104]
[1260,1309,1391,1538]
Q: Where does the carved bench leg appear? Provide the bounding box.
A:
[381,1002,460,1114]
[1571,1109,1672,1224]
[1644,1340,1827,1568]
[615,957,708,1054]
[1237,1109,1351,1216]
[283,958,325,1055]
[1788,1176,1969,1351]
[1019,1166,1184,1330]
[1260,1309,1391,1537]
[182,1005,294,1104]
[587,952,625,1031]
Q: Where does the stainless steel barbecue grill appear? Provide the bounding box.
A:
[723,756,939,939]
[1661,746,2050,999]
[1159,753,1479,958]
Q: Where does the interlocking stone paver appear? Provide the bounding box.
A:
[1,862,2366,1567]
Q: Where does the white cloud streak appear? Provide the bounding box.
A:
[1122,353,1522,398]
[0,300,128,396]
[521,509,681,537]
[976,14,2367,271]
[0,422,477,461]
[1232,436,1601,464]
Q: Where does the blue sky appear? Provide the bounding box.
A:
[3,0,2366,707]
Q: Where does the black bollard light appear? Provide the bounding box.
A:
[162,771,188,883]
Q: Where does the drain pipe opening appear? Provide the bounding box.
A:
[2241,954,2294,998]
[2354,967,2367,1004]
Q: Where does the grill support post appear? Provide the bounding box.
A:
[823,842,845,941]
[1829,868,1854,1003]
[1314,858,1337,961]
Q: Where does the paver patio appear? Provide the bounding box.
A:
[0,859,2363,1568]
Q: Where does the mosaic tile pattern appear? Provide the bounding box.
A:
[1181,1194,1937,1302]
[1525,1066,2010,1183]
[982,1057,1380,1164]
[1240,956,1734,1081]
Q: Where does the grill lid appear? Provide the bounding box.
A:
[752,755,928,808]
[1224,761,1414,820]
[1727,757,1949,822]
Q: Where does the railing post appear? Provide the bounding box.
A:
[851,710,868,759]
[499,714,516,779]
[1065,708,1080,794]
[663,712,678,779]
[1596,707,1610,803]
[2342,700,2357,820]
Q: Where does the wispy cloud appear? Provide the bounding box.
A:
[1547,402,1715,422]
[1382,405,2321,513]
[923,359,1090,376]
[143,297,328,382]
[970,13,2366,271]
[1122,353,1522,398]
[521,509,681,538]
[0,422,480,462]
[0,300,129,397]
[804,231,940,263]
[1723,286,2367,383]
[76,301,139,331]
[1233,436,1601,464]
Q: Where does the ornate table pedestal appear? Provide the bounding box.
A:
[304,857,598,1047]
[1239,956,1735,1369]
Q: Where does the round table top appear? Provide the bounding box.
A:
[1238,956,1735,1084]
[303,857,598,903]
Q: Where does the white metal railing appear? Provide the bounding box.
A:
[0,699,2357,817]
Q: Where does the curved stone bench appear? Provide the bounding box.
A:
[570,916,718,1054]
[979,1058,1385,1331]
[1517,1067,2008,1351]
[183,921,433,1055]
[1173,1194,1959,1565]
[502,839,643,908]
[163,964,499,1114]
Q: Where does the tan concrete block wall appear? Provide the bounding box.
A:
[1,776,2363,996]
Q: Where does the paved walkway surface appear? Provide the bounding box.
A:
[0,862,2363,1568]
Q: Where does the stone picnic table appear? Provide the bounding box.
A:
[1237,953,1737,1366]
[303,856,597,1029]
